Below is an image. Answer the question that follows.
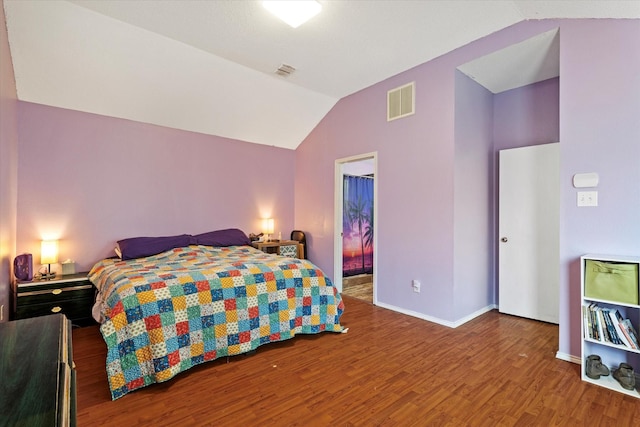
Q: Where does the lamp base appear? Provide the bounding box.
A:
[40,263,56,280]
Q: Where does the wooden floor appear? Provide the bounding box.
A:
[72,296,640,426]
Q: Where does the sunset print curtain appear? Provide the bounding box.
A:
[343,175,373,277]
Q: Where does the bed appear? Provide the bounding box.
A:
[88,229,344,399]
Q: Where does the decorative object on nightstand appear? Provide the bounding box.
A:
[61,259,76,275]
[40,239,59,279]
[13,253,33,281]
[581,254,640,398]
[249,232,264,242]
[13,272,96,326]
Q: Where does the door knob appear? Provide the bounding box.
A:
[500,237,508,242]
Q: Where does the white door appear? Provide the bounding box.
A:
[499,143,559,324]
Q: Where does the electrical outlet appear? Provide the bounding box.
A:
[412,280,421,293]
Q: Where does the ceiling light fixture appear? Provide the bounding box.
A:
[262,0,322,28]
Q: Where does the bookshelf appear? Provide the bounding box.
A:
[581,254,640,397]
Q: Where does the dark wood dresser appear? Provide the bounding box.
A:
[0,314,76,426]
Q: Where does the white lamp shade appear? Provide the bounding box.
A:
[262,218,275,235]
[41,240,59,265]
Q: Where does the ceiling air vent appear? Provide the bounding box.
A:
[387,82,415,121]
[275,63,296,77]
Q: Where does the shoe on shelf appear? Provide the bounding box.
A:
[612,363,636,390]
[585,354,610,380]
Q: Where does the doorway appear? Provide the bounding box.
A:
[498,143,560,324]
[334,153,377,304]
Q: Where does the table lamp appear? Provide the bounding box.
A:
[41,240,58,279]
[262,218,274,242]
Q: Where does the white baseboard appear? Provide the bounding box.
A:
[556,351,581,364]
[373,301,497,329]
[453,304,498,328]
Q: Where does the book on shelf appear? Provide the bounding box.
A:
[588,303,600,341]
[622,319,640,349]
[593,304,604,341]
[583,305,591,340]
[597,306,617,345]
[582,303,639,350]
[583,303,600,341]
[597,307,618,344]
[608,309,633,348]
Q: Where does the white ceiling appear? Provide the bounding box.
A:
[458,28,560,94]
[4,1,640,149]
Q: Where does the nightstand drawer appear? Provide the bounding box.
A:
[15,296,95,322]
[17,283,94,305]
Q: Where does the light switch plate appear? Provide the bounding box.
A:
[577,191,598,207]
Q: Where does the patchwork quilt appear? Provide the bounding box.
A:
[89,245,344,399]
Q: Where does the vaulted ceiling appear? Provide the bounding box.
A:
[4,1,639,149]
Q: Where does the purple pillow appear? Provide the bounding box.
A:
[117,234,193,260]
[193,228,250,247]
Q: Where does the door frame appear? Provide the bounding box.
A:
[334,152,378,303]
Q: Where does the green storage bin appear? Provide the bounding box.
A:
[585,260,639,304]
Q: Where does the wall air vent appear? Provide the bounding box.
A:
[387,82,415,121]
[275,63,296,77]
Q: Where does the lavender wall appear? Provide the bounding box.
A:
[16,102,296,273]
[0,0,18,321]
[296,20,563,323]
[494,77,560,150]
[296,61,457,320]
[558,20,640,358]
[453,71,494,319]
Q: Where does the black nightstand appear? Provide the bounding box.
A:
[13,272,96,326]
